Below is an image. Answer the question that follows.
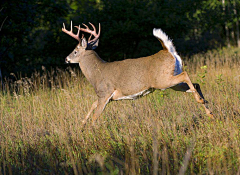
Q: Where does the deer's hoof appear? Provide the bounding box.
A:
[207,112,214,119]
[82,120,87,125]
[198,98,205,104]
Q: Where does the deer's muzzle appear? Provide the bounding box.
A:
[65,57,70,63]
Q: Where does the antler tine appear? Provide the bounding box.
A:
[79,22,101,44]
[62,21,81,42]
[76,25,80,36]
[80,23,95,36]
[88,23,100,44]
[88,34,92,42]
[88,22,96,33]
[82,23,89,30]
[98,23,101,36]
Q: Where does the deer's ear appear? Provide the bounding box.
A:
[85,39,99,50]
[90,39,99,50]
[81,38,87,48]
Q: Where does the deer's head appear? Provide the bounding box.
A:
[62,21,101,63]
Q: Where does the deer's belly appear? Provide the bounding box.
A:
[112,89,154,100]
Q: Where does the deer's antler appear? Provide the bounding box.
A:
[75,22,101,44]
[62,21,81,42]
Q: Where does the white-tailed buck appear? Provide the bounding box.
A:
[62,21,213,125]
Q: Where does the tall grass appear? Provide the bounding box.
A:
[0,48,240,174]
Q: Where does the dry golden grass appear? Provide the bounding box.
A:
[0,48,240,174]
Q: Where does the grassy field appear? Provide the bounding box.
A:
[0,48,240,174]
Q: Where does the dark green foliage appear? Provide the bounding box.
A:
[1,0,240,77]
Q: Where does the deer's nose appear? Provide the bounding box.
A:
[65,57,70,63]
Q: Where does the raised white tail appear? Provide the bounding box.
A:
[153,28,183,75]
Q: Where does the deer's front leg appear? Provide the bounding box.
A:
[82,100,98,125]
[82,96,110,126]
[91,93,115,125]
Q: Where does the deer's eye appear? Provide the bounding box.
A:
[74,51,77,55]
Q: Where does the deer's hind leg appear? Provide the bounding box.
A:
[169,71,204,103]
[171,83,206,102]
[169,71,213,118]
[193,83,213,118]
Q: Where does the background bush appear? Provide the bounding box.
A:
[1,0,240,77]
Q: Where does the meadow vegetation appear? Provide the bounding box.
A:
[0,48,240,174]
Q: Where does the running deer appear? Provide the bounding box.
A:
[62,21,213,125]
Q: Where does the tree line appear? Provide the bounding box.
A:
[0,0,240,79]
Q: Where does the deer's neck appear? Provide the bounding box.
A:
[78,50,105,85]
